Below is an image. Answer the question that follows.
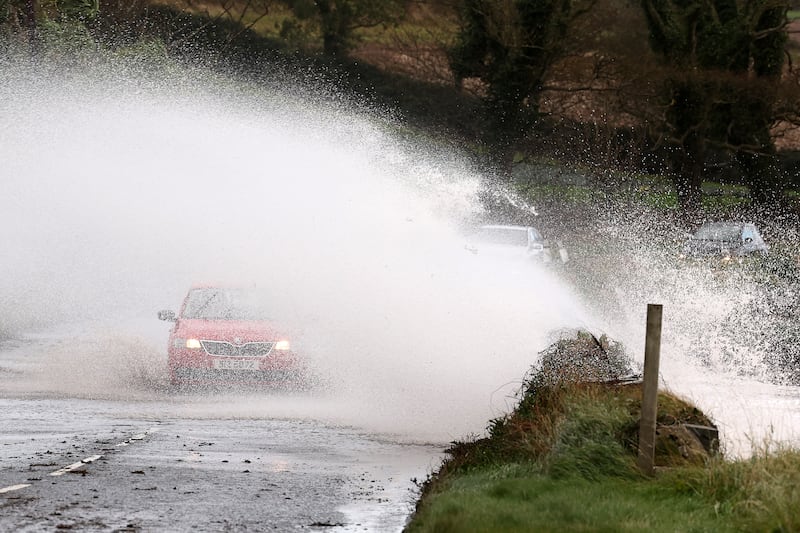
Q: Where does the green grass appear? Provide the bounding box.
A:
[409,400,800,532]
[518,184,600,204]
[406,341,800,532]
[662,449,800,532]
[355,20,456,49]
[407,468,739,533]
[513,161,755,212]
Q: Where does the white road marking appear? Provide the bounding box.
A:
[116,427,157,447]
[0,484,31,494]
[49,454,103,477]
[1,427,158,497]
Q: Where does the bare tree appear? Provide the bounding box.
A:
[280,0,408,57]
[640,0,792,211]
[0,0,38,51]
[449,0,597,173]
[163,0,273,51]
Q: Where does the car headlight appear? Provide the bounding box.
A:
[173,338,202,349]
[274,340,290,351]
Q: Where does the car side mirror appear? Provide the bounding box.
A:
[158,310,177,322]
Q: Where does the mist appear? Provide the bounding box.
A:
[0,59,595,441]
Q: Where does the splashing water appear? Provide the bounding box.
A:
[0,58,593,441]
[556,202,800,456]
[2,56,799,453]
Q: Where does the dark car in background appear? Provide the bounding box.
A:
[158,286,306,388]
[680,222,769,264]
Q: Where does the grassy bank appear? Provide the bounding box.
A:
[405,333,800,532]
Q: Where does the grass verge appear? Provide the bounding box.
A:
[405,332,800,532]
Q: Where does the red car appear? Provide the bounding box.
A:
[158,286,306,388]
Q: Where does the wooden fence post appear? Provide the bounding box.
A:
[637,303,662,476]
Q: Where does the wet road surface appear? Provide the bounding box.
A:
[0,333,443,532]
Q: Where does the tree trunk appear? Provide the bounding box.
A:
[737,150,782,206]
[315,0,346,57]
[24,0,36,56]
[322,30,344,57]
[674,160,703,216]
[671,128,705,217]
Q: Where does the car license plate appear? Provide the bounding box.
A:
[213,359,259,371]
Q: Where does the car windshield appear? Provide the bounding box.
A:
[181,288,271,320]
[691,223,743,243]
[470,227,530,247]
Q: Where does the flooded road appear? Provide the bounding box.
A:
[0,333,442,532]
[4,57,800,531]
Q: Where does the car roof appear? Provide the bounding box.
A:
[697,221,748,229]
[479,224,534,231]
[188,283,257,291]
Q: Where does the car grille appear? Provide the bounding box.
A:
[173,367,304,384]
[200,340,275,357]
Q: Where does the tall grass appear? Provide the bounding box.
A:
[663,443,800,532]
[406,332,800,532]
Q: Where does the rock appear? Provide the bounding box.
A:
[654,424,713,466]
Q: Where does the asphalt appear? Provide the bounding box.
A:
[0,333,443,532]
